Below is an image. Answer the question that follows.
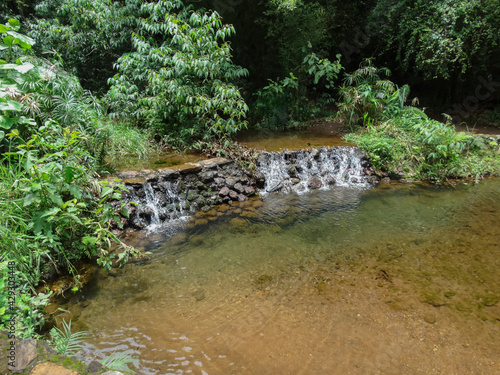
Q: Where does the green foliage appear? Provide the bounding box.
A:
[0,23,141,337]
[100,352,136,374]
[253,49,342,129]
[104,121,158,163]
[50,319,89,356]
[259,0,334,75]
[0,19,37,147]
[29,0,136,92]
[2,122,138,283]
[337,59,411,130]
[253,73,299,130]
[106,0,249,149]
[369,0,500,80]
[0,260,51,338]
[345,107,500,181]
[0,262,8,324]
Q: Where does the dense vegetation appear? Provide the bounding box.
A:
[1,0,499,340]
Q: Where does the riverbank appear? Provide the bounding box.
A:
[0,331,124,375]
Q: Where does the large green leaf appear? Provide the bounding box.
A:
[0,116,17,129]
[41,207,61,218]
[67,184,82,200]
[0,62,35,73]
[6,31,33,49]
[7,19,21,31]
[49,193,64,207]
[23,193,38,207]
[2,35,14,47]
[0,99,23,111]
[63,166,76,183]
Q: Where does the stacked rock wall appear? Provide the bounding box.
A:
[118,157,261,229]
[115,147,378,230]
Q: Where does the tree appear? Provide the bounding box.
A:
[106,0,249,148]
[29,0,137,93]
[368,0,500,84]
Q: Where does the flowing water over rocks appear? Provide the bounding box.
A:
[257,146,374,194]
[119,147,375,230]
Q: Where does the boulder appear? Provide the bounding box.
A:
[8,338,37,374]
[219,186,230,196]
[233,182,245,193]
[225,178,238,188]
[308,177,322,189]
[199,170,218,183]
[244,186,256,196]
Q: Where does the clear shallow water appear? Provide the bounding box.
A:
[108,129,350,172]
[59,179,500,374]
[108,151,205,172]
[236,129,351,151]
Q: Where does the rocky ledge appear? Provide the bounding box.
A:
[116,157,262,229]
[113,147,379,230]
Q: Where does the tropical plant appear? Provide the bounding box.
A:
[29,0,136,93]
[0,258,52,338]
[106,0,249,149]
[0,260,11,329]
[259,0,334,76]
[0,19,37,149]
[344,107,500,181]
[50,319,89,356]
[337,59,411,130]
[253,49,342,129]
[368,0,500,82]
[104,120,158,163]
[2,122,138,280]
[1,21,140,300]
[100,352,136,374]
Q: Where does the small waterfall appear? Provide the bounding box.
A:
[122,149,375,231]
[143,183,161,227]
[163,180,188,220]
[136,181,190,231]
[257,146,371,194]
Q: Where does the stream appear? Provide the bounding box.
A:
[55,176,500,374]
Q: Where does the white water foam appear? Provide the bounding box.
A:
[257,146,369,195]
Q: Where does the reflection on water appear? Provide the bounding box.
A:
[236,129,351,151]
[108,151,205,172]
[61,179,500,374]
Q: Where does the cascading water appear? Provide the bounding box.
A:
[135,181,190,231]
[124,146,375,230]
[143,183,161,227]
[257,146,371,194]
[162,180,188,220]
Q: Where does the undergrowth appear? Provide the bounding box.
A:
[344,108,500,181]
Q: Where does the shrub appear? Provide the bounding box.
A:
[337,59,412,131]
[106,0,249,149]
[252,48,342,130]
[345,108,500,181]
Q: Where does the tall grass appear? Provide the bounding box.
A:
[104,121,159,163]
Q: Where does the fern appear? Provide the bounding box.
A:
[50,319,89,356]
[99,352,136,374]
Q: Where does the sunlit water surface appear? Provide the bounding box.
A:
[61,179,499,374]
